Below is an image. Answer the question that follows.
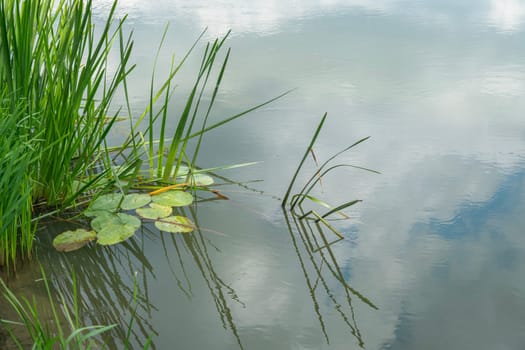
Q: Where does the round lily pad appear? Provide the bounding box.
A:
[182,173,214,186]
[91,213,141,232]
[151,190,193,207]
[136,203,172,220]
[84,193,124,216]
[97,224,138,245]
[121,193,151,210]
[53,229,97,252]
[155,216,195,233]
[163,165,190,178]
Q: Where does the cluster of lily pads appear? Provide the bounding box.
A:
[53,189,196,252]
[52,166,216,252]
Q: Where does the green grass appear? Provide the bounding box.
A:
[0,96,37,270]
[0,0,286,268]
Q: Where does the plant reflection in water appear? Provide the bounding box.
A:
[35,200,246,349]
[281,113,378,347]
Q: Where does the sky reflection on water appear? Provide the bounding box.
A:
[30,0,525,348]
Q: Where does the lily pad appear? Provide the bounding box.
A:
[180,173,214,186]
[121,193,151,210]
[136,203,172,220]
[163,165,190,178]
[84,193,124,216]
[97,224,138,245]
[151,190,193,207]
[53,229,97,252]
[91,213,141,232]
[155,216,195,233]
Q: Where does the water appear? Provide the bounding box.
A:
[7,0,525,349]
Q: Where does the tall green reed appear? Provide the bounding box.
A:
[0,95,37,270]
[0,0,133,206]
[0,0,287,268]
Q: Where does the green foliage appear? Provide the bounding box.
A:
[0,0,133,267]
[0,0,133,205]
[0,96,37,270]
[282,113,378,243]
[0,0,286,267]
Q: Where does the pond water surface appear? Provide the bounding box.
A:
[10,1,525,349]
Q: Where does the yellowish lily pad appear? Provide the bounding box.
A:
[136,203,172,220]
[151,190,193,207]
[181,173,214,186]
[91,213,141,232]
[121,193,151,210]
[84,193,124,216]
[53,229,97,252]
[97,224,138,245]
[155,216,195,233]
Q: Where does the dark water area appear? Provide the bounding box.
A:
[5,0,525,349]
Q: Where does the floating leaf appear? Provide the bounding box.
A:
[121,193,151,210]
[151,190,193,207]
[163,165,190,178]
[97,224,138,245]
[155,216,195,233]
[84,193,124,216]
[53,229,97,252]
[136,203,172,220]
[180,173,214,186]
[91,213,141,232]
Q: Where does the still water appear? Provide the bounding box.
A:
[12,0,525,349]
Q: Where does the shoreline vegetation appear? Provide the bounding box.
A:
[0,0,371,348]
[0,0,286,270]
[0,0,285,347]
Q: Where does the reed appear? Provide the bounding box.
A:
[0,95,37,270]
[0,0,284,267]
[0,0,133,206]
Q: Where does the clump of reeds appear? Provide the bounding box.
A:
[0,0,133,267]
[0,0,286,268]
[0,97,37,270]
[282,113,378,235]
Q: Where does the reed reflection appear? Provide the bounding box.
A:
[33,199,247,349]
[154,205,246,349]
[282,208,377,347]
[36,221,158,349]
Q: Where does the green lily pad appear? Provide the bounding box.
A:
[151,190,193,207]
[180,173,214,186]
[163,165,190,178]
[91,213,141,232]
[53,229,97,252]
[136,203,172,220]
[96,224,138,245]
[155,216,195,233]
[121,193,151,210]
[84,193,124,216]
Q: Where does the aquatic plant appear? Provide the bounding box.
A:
[282,113,378,230]
[281,113,379,346]
[0,96,37,270]
[0,0,286,267]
